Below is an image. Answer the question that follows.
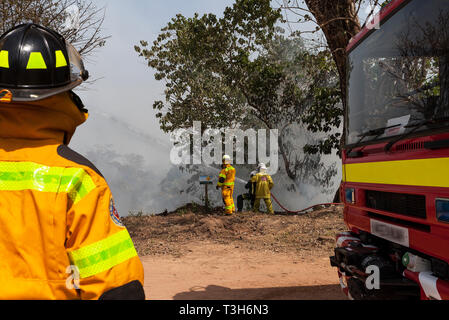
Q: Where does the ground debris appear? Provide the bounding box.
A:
[123,205,346,258]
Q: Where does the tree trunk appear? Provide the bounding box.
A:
[304,0,362,148]
[278,133,297,180]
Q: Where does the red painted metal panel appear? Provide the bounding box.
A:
[340,0,449,299]
[345,207,449,263]
[404,270,449,300]
[344,132,449,164]
[343,181,449,234]
[403,270,428,300]
[437,280,449,300]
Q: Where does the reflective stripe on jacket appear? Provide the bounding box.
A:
[217,164,235,188]
[0,92,144,300]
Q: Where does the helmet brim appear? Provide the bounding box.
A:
[6,78,82,102]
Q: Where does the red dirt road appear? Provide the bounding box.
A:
[141,241,345,300]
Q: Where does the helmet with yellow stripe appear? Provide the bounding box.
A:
[0,23,88,103]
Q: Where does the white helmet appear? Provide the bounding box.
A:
[222,154,231,164]
[258,163,267,171]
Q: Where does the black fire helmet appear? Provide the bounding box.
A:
[0,23,89,103]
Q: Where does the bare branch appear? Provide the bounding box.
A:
[362,0,380,27]
[0,0,109,58]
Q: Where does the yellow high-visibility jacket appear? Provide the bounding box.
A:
[0,92,144,300]
[217,164,236,213]
[217,164,235,189]
[251,172,274,199]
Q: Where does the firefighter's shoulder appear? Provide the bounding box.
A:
[55,144,106,186]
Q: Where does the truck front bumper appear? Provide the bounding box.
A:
[330,232,449,300]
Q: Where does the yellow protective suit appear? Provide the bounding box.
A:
[0,92,144,300]
[251,172,274,214]
[217,164,235,214]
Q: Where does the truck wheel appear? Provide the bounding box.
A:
[347,278,377,300]
[361,255,395,279]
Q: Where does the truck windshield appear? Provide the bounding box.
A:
[346,0,449,146]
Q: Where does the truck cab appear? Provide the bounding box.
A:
[331,0,449,300]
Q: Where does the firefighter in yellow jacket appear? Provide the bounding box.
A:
[216,155,236,214]
[0,24,144,299]
[252,163,274,214]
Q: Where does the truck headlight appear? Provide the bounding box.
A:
[436,198,449,223]
[345,188,355,204]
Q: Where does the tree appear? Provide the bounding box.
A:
[136,0,341,185]
[281,0,363,96]
[278,0,392,150]
[0,0,108,57]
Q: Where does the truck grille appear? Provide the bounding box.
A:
[365,190,426,219]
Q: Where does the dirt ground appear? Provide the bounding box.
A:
[123,204,348,300]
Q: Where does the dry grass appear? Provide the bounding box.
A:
[123,204,347,259]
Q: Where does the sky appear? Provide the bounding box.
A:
[71,0,377,133]
[73,0,235,141]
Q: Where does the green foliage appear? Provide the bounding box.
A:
[285,50,343,155]
[135,0,282,132]
[380,0,395,9]
[135,0,342,177]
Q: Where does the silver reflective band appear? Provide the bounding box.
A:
[65,41,87,82]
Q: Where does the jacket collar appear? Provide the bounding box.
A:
[0,92,87,145]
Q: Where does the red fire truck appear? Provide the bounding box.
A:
[330,0,449,300]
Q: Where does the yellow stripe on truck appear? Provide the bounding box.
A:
[344,157,449,187]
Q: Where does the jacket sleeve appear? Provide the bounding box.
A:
[65,181,145,300]
[218,169,226,187]
[250,175,257,195]
[268,175,274,190]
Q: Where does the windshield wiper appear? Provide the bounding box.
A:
[347,124,401,155]
[384,116,449,152]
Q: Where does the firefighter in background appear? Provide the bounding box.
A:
[237,171,257,212]
[252,163,274,214]
[216,155,236,214]
[0,24,144,299]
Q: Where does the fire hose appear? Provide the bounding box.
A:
[270,192,343,215]
[232,175,343,214]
